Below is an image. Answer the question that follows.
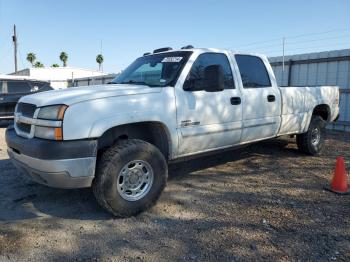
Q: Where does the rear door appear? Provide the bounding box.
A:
[175,52,242,155]
[234,55,281,143]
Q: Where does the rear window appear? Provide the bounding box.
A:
[7,81,32,93]
[235,55,271,88]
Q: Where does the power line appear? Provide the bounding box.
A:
[286,34,350,45]
[239,34,350,52]
[265,42,350,56]
[232,26,350,49]
[287,27,350,40]
[236,34,350,59]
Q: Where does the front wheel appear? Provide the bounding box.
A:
[296,116,326,155]
[93,139,168,217]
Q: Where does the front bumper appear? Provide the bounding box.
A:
[6,127,97,189]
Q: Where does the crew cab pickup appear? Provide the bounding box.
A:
[6,47,340,217]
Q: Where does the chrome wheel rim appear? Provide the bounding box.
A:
[311,127,321,146]
[117,160,154,201]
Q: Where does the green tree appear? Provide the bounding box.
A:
[26,53,36,67]
[59,52,68,67]
[96,54,104,71]
[51,64,59,67]
[34,61,44,68]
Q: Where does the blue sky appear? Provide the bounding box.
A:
[0,0,349,74]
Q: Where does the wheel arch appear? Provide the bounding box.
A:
[312,104,331,122]
[96,121,172,160]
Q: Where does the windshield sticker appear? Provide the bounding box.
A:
[161,57,183,63]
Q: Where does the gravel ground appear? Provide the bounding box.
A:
[0,124,349,262]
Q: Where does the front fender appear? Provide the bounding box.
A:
[88,112,169,138]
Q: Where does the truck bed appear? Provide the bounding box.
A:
[278,86,339,136]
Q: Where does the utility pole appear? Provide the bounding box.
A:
[12,24,18,73]
[282,37,285,72]
[100,40,103,72]
[282,37,285,85]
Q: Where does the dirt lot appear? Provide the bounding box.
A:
[0,125,349,262]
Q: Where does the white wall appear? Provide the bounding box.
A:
[10,67,107,89]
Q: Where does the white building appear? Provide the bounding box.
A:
[10,67,107,89]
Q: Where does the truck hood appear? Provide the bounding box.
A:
[19,84,162,107]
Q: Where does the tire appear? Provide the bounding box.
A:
[296,116,326,155]
[92,139,167,217]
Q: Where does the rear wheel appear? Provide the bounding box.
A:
[92,139,167,217]
[296,116,326,155]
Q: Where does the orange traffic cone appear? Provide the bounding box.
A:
[326,157,349,194]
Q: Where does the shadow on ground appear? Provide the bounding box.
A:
[0,138,299,222]
[0,131,349,261]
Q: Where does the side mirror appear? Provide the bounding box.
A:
[203,64,225,92]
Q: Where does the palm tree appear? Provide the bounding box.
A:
[26,53,36,67]
[96,54,104,71]
[59,52,68,67]
[34,61,44,68]
[51,64,59,67]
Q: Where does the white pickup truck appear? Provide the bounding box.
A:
[6,47,340,217]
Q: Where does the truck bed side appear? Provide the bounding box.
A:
[278,86,339,136]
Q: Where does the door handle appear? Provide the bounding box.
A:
[230,97,241,105]
[267,95,276,102]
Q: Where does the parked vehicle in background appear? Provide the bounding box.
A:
[6,47,340,217]
[0,75,53,121]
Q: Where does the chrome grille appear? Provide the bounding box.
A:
[15,103,37,138]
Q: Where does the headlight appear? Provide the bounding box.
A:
[37,105,68,120]
[35,105,67,140]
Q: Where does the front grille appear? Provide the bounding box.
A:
[15,103,36,137]
[0,104,16,117]
[17,122,31,133]
[17,103,36,118]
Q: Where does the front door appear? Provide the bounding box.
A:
[175,52,242,156]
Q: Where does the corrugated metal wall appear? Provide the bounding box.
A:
[269,49,350,132]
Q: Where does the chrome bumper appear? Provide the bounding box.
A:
[8,148,95,189]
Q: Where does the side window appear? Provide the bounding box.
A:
[184,53,235,91]
[0,81,3,94]
[235,55,271,88]
[28,81,53,92]
[7,81,31,93]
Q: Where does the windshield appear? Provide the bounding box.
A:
[111,51,192,87]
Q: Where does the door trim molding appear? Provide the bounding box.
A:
[180,121,242,137]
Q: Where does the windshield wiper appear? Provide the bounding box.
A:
[120,80,149,85]
[119,80,161,87]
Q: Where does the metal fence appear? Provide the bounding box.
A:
[269,49,350,132]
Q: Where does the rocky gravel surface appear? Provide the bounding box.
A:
[0,124,349,261]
